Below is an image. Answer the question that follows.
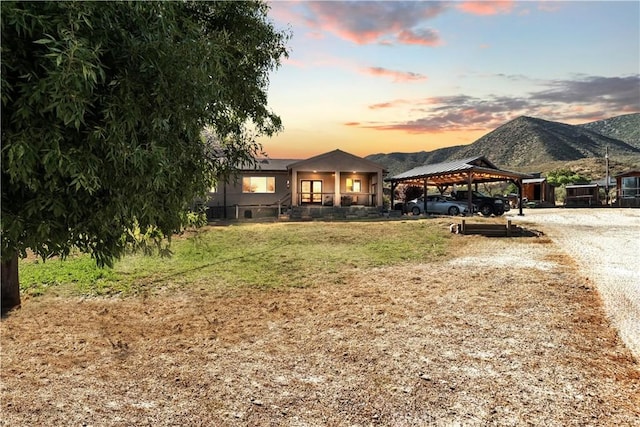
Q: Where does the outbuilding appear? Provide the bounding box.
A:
[522,176,556,207]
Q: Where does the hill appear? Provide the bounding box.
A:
[577,113,640,149]
[367,114,640,178]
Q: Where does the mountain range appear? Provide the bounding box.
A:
[366,113,640,178]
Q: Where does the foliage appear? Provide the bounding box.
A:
[1,1,289,267]
[545,169,590,186]
[401,185,424,202]
[19,221,450,296]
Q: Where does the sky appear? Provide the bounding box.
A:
[258,0,640,159]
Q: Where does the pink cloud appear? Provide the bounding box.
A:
[397,29,441,47]
[456,1,514,15]
[368,102,397,110]
[301,2,447,46]
[362,67,428,83]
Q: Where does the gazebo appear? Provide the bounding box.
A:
[385,156,532,216]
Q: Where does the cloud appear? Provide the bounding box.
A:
[397,29,441,47]
[456,1,515,16]
[530,75,640,110]
[362,67,428,83]
[294,1,447,46]
[368,100,409,110]
[353,75,640,133]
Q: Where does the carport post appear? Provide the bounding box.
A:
[517,179,524,216]
[467,172,474,214]
[423,179,428,214]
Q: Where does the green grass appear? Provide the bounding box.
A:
[19,220,451,297]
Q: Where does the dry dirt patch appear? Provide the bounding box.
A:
[1,232,639,426]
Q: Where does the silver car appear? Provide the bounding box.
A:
[406,195,471,216]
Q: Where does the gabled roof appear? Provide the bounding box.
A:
[252,158,299,171]
[385,156,530,186]
[287,149,387,172]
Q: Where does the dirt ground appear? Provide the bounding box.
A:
[1,216,639,426]
[509,208,640,360]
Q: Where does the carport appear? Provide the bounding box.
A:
[385,156,532,216]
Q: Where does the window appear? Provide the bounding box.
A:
[621,176,640,198]
[346,178,361,192]
[242,176,275,193]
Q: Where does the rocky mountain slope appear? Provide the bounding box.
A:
[577,113,640,149]
[367,113,640,177]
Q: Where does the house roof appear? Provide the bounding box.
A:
[615,170,640,178]
[252,158,299,171]
[287,149,387,173]
[385,156,531,186]
[566,183,599,189]
[523,178,547,184]
[592,177,616,187]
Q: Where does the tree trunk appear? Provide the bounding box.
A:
[1,254,21,316]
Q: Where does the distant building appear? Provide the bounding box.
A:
[522,174,556,207]
[616,170,640,208]
[564,184,601,207]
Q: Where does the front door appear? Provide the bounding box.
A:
[301,180,322,204]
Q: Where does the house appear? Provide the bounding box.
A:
[206,149,387,219]
[616,170,640,207]
[522,175,556,207]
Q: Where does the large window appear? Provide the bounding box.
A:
[242,176,275,193]
[346,178,361,192]
[621,176,640,198]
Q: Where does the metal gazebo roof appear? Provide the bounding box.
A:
[385,156,531,186]
[385,156,532,216]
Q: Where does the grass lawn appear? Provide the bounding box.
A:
[19,219,451,298]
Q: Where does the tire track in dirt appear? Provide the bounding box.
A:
[510,208,640,360]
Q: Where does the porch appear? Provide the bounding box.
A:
[288,149,386,209]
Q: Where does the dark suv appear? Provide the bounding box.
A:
[451,190,509,217]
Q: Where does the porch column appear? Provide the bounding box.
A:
[334,171,341,207]
[291,168,298,206]
[376,170,383,207]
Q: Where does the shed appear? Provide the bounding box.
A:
[565,184,601,207]
[522,177,556,207]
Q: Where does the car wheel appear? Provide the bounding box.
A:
[479,204,493,217]
[411,206,421,215]
[448,206,460,216]
[494,207,505,216]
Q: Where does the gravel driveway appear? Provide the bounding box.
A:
[509,208,640,359]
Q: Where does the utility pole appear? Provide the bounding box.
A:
[605,146,610,206]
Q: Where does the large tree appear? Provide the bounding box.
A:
[1,1,289,314]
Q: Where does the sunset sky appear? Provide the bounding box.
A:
[258,0,640,158]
